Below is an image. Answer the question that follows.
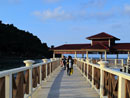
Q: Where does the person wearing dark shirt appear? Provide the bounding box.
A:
[67,56,74,76]
[62,56,66,70]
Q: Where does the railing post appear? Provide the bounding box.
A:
[39,65,42,84]
[24,60,35,98]
[50,58,53,72]
[42,59,48,80]
[81,59,83,73]
[122,59,124,66]
[118,76,125,98]
[5,74,12,98]
[92,66,94,88]
[87,59,90,80]
[84,62,86,75]
[98,61,108,98]
[115,59,117,65]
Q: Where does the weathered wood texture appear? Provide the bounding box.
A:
[13,70,29,98]
[0,77,5,98]
[85,64,87,76]
[88,65,92,81]
[125,80,130,98]
[42,64,46,80]
[0,60,60,98]
[94,67,100,89]
[82,62,84,73]
[103,71,118,98]
[32,67,40,88]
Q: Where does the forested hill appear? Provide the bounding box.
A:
[0,20,52,58]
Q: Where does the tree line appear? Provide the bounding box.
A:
[0,20,53,58]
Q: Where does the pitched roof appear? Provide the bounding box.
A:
[85,43,109,50]
[87,32,120,40]
[53,44,91,50]
[112,43,130,50]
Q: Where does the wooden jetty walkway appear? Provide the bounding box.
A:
[33,65,100,98]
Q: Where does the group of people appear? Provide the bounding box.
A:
[61,56,74,76]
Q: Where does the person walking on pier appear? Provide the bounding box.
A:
[62,56,67,70]
[67,56,74,76]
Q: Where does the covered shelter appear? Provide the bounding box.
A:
[52,32,130,64]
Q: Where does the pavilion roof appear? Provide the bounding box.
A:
[87,32,120,40]
[52,32,130,52]
[53,43,130,51]
[112,43,130,50]
[85,43,109,50]
[53,44,91,50]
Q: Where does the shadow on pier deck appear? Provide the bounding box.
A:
[33,65,100,98]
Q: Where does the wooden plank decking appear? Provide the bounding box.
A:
[33,65,100,98]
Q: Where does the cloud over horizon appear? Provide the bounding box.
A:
[124,4,130,16]
[33,6,119,22]
[33,7,74,21]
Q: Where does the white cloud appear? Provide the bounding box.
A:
[33,7,73,21]
[33,6,119,22]
[124,4,130,15]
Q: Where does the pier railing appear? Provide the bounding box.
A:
[76,58,130,98]
[90,59,124,67]
[0,58,60,98]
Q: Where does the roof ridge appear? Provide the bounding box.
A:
[86,32,120,40]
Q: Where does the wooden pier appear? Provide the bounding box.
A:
[0,58,130,98]
[33,65,99,98]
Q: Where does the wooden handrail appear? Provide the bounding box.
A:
[76,58,129,98]
[0,58,61,98]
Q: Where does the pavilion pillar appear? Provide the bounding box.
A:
[128,51,130,60]
[53,53,55,58]
[127,51,130,65]
[105,51,107,61]
[61,54,63,58]
[117,54,119,59]
[100,53,103,60]
[82,54,84,58]
[86,51,88,60]
[115,54,119,65]
[75,51,77,58]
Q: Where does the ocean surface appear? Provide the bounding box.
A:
[0,53,129,71]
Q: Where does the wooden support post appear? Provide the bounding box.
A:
[117,54,119,59]
[75,51,77,58]
[127,51,130,65]
[5,74,12,98]
[87,59,89,80]
[82,54,84,58]
[128,51,130,60]
[100,53,103,60]
[53,53,55,58]
[118,76,125,98]
[42,59,48,81]
[84,62,86,75]
[39,65,42,84]
[50,63,51,76]
[105,51,107,61]
[92,66,94,88]
[98,61,108,98]
[24,60,35,98]
[86,51,88,60]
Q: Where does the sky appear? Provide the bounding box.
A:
[0,0,130,47]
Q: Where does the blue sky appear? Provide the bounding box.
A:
[0,0,130,47]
